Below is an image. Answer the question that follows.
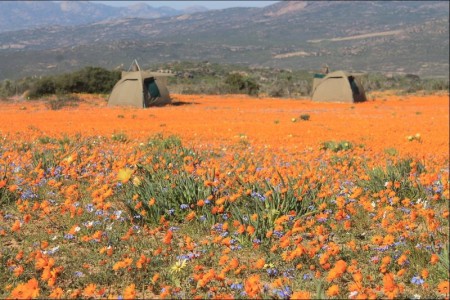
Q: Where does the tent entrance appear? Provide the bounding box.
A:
[348,75,366,102]
[348,76,360,96]
[144,78,161,107]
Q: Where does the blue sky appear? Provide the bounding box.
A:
[93,1,279,10]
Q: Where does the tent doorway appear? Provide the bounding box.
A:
[144,78,161,107]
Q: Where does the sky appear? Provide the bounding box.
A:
[92,1,279,10]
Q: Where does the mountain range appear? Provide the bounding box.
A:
[0,1,208,33]
[0,1,448,80]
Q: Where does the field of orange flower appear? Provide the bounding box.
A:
[0,92,449,299]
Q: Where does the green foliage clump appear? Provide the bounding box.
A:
[224,72,260,96]
[358,158,426,199]
[28,66,120,98]
[359,72,449,93]
[111,132,129,143]
[124,135,216,225]
[0,170,16,207]
[320,140,353,152]
[300,114,310,121]
[46,93,80,110]
[384,147,398,156]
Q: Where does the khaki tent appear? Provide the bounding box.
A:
[311,70,366,103]
[107,62,172,108]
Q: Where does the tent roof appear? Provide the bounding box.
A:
[121,70,174,80]
[324,70,365,78]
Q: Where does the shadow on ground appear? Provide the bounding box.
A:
[170,101,199,106]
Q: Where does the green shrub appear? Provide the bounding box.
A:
[29,76,57,98]
[384,147,398,156]
[38,136,57,144]
[224,73,260,96]
[300,114,310,121]
[123,136,215,225]
[0,179,16,207]
[146,134,182,150]
[111,132,128,143]
[46,93,80,110]
[358,158,426,199]
[28,67,120,98]
[320,140,353,152]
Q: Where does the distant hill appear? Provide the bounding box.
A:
[0,1,448,80]
[0,1,208,32]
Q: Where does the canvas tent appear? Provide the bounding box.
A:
[108,61,172,108]
[311,70,366,103]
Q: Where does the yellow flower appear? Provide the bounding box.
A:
[170,259,187,273]
[132,176,142,186]
[263,263,274,269]
[117,168,134,183]
[65,155,75,164]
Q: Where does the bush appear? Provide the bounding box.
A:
[28,67,120,98]
[123,135,215,225]
[358,158,426,199]
[224,73,260,96]
[29,77,57,98]
[300,114,310,121]
[111,132,129,143]
[320,140,352,152]
[46,93,80,110]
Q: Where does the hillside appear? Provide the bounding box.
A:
[0,1,207,33]
[0,1,448,80]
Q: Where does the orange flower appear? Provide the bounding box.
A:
[83,283,97,297]
[246,225,255,236]
[11,219,21,232]
[10,278,39,299]
[69,289,81,298]
[49,287,64,299]
[15,250,24,260]
[431,253,439,264]
[152,273,160,283]
[218,255,229,266]
[185,211,196,221]
[163,230,173,244]
[382,234,395,246]
[291,290,311,299]
[371,235,383,245]
[397,254,408,266]
[438,281,449,295]
[13,265,24,277]
[244,274,262,298]
[113,261,126,271]
[326,284,339,297]
[327,260,347,282]
[123,283,136,299]
[23,214,32,223]
[381,256,391,265]
[229,257,239,269]
[254,258,265,269]
[383,272,400,298]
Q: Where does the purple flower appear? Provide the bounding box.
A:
[411,276,424,285]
